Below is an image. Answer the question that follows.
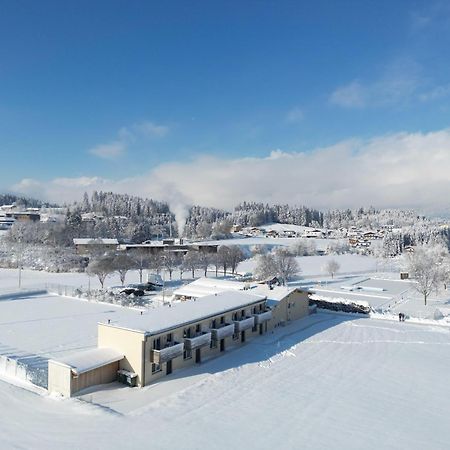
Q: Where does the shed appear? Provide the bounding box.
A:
[48,347,124,397]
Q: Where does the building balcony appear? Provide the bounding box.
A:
[233,316,255,333]
[184,332,212,350]
[150,342,184,364]
[253,309,273,325]
[211,323,235,341]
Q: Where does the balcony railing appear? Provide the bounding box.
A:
[184,332,212,350]
[233,316,255,333]
[211,323,235,341]
[150,342,184,364]
[253,309,273,325]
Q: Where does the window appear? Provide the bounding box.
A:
[166,333,172,343]
[195,324,201,333]
[183,348,192,360]
[259,304,263,311]
[152,363,161,373]
[220,316,225,324]
[232,312,238,321]
[211,319,217,329]
[233,332,239,341]
[252,324,258,332]
[210,339,217,349]
[153,337,161,350]
[252,306,257,314]
[241,309,245,318]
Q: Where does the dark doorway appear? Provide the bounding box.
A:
[166,360,172,375]
[195,348,201,363]
[220,339,225,352]
[241,330,246,343]
[259,324,264,335]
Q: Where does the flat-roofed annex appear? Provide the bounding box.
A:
[100,290,266,336]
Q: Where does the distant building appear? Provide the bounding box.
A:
[121,239,218,256]
[302,229,323,238]
[3,211,40,222]
[73,238,119,255]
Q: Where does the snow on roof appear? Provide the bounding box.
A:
[51,347,124,375]
[103,290,266,335]
[73,238,119,245]
[251,284,302,307]
[173,277,248,298]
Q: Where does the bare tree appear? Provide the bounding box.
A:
[323,259,340,279]
[148,252,163,274]
[407,245,443,305]
[113,252,135,286]
[162,251,178,280]
[183,250,200,278]
[254,248,300,285]
[129,248,150,283]
[86,254,115,289]
[273,248,300,285]
[254,253,276,281]
[228,246,245,274]
[217,245,231,276]
[197,251,212,277]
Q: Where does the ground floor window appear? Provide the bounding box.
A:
[184,348,192,360]
[210,339,217,349]
[152,363,161,373]
[233,332,239,340]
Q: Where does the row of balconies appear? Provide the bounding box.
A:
[150,309,273,364]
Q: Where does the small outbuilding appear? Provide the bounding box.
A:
[48,347,123,397]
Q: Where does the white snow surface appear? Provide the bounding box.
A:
[105,290,265,334]
[238,253,379,277]
[53,348,124,375]
[173,277,248,298]
[0,312,449,449]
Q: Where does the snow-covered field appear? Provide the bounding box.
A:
[0,293,145,361]
[0,312,449,449]
[238,253,380,277]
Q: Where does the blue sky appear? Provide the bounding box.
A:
[2,1,450,210]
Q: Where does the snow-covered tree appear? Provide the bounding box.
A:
[228,246,245,274]
[323,259,340,279]
[183,250,200,278]
[407,245,446,305]
[254,248,300,285]
[197,252,213,277]
[217,245,232,276]
[113,253,135,286]
[86,254,115,289]
[162,252,179,280]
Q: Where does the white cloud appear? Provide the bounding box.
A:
[12,128,450,214]
[285,107,304,124]
[133,121,169,138]
[330,81,366,108]
[89,141,126,160]
[419,84,450,102]
[89,120,169,160]
[330,60,421,109]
